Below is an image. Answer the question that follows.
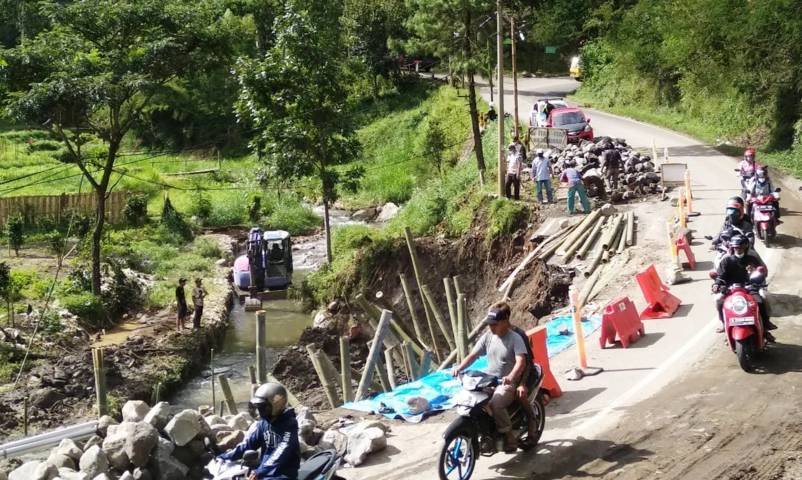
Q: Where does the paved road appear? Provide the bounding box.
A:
[340,77,802,480]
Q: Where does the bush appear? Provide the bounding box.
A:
[266,201,321,236]
[7,215,24,256]
[45,230,66,257]
[193,237,222,259]
[161,197,194,241]
[62,293,107,329]
[486,199,528,244]
[189,191,213,221]
[123,195,149,227]
[102,261,144,319]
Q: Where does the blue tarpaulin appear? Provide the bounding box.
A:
[343,314,601,422]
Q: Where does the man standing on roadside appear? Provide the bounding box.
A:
[175,278,189,332]
[601,148,622,191]
[192,278,208,330]
[561,166,591,214]
[505,144,523,200]
[531,149,553,204]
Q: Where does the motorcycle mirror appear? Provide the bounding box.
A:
[775,187,782,192]
[704,235,713,240]
[586,117,591,123]
[243,450,259,467]
[708,270,718,280]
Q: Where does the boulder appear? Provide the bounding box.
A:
[102,422,135,470]
[9,461,49,480]
[83,435,103,452]
[344,427,387,466]
[214,430,244,451]
[600,203,617,217]
[56,438,83,461]
[406,396,430,415]
[122,400,150,423]
[209,423,234,436]
[376,203,399,223]
[351,207,377,222]
[79,446,108,478]
[125,422,160,468]
[296,408,317,444]
[143,402,174,431]
[56,468,88,480]
[148,437,188,480]
[164,409,204,447]
[203,415,227,427]
[318,429,347,452]
[226,412,252,432]
[96,415,118,437]
[30,388,64,410]
[312,309,333,329]
[46,451,75,470]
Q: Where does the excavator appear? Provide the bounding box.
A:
[232,228,293,310]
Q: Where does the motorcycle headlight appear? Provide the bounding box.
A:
[728,296,749,315]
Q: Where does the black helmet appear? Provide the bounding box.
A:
[730,235,748,257]
[250,382,288,420]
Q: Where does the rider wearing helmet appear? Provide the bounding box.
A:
[713,235,774,335]
[218,382,300,480]
[749,167,781,219]
[712,197,754,248]
[739,148,758,196]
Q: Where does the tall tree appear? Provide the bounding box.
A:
[3,0,232,293]
[405,0,492,184]
[235,0,361,265]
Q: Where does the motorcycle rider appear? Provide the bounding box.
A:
[713,235,775,337]
[217,382,300,480]
[748,167,781,220]
[712,197,754,247]
[738,147,758,197]
[452,302,528,453]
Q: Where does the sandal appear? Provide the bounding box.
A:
[518,437,538,451]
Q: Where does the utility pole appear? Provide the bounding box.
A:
[511,16,519,138]
[496,0,505,196]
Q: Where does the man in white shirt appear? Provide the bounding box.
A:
[505,136,526,200]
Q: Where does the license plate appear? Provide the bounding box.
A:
[730,316,755,326]
[756,205,774,211]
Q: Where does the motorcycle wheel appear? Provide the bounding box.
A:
[735,338,755,372]
[518,395,546,449]
[438,428,477,480]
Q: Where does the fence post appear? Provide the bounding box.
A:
[92,348,108,418]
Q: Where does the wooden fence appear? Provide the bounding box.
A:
[0,191,126,225]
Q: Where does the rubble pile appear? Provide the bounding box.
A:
[5,400,388,480]
[548,136,663,201]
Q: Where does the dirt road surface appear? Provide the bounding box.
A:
[339,78,802,479]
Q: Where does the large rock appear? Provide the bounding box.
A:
[96,415,118,437]
[344,427,387,466]
[83,435,103,452]
[45,451,75,470]
[164,409,204,447]
[318,429,347,452]
[122,400,150,423]
[56,438,83,461]
[125,422,160,468]
[351,208,377,222]
[79,445,109,478]
[30,388,64,410]
[56,468,88,480]
[214,430,244,451]
[226,412,252,432]
[203,415,227,428]
[143,402,174,431]
[376,203,399,222]
[9,461,56,480]
[102,422,135,470]
[148,437,188,480]
[296,408,317,444]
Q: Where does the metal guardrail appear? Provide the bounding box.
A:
[0,421,98,459]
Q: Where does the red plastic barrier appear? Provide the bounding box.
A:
[526,326,562,398]
[636,265,681,319]
[600,296,645,348]
[675,236,696,270]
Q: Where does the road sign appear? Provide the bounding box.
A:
[545,46,558,54]
[529,127,568,150]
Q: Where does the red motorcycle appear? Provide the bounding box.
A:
[749,189,780,246]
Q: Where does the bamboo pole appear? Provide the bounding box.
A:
[418,350,433,378]
[357,294,420,364]
[23,397,28,436]
[219,375,238,415]
[443,278,458,349]
[255,310,267,383]
[578,266,602,308]
[616,215,628,254]
[557,209,601,256]
[339,336,353,403]
[584,245,604,278]
[456,293,468,362]
[626,211,636,246]
[438,321,487,370]
[356,310,393,400]
[210,348,216,410]
[403,227,439,359]
[601,214,623,250]
[92,348,108,418]
[421,285,456,351]
[453,275,464,296]
[399,274,428,349]
[403,342,420,380]
[318,349,342,395]
[384,348,398,390]
[219,401,225,417]
[266,374,301,408]
[374,354,391,393]
[306,345,341,408]
[537,225,579,261]
[569,286,589,369]
[576,215,606,260]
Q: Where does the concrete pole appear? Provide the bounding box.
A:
[497,0,506,196]
[511,16,519,138]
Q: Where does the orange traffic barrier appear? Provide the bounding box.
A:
[636,265,681,319]
[526,326,562,399]
[600,296,645,348]
[675,235,696,270]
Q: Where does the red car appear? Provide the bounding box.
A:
[547,107,594,143]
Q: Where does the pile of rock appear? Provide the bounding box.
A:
[6,400,390,480]
[547,137,662,201]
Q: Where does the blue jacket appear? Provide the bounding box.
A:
[219,409,300,480]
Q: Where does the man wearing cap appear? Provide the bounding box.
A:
[452,302,528,452]
[531,149,553,204]
[175,278,189,331]
[192,278,208,330]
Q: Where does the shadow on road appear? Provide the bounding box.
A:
[769,293,802,317]
[755,338,802,375]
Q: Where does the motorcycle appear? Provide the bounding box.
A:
[705,226,756,269]
[748,188,781,246]
[204,449,344,480]
[710,268,769,372]
[438,366,546,480]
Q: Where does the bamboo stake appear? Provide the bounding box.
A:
[576,216,606,260]
[438,321,487,370]
[23,397,28,436]
[421,285,456,351]
[384,348,398,390]
[585,245,605,278]
[601,214,623,250]
[557,209,601,256]
[339,336,353,402]
[318,349,342,395]
[626,211,635,246]
[219,375,238,415]
[443,278,458,349]
[374,355,391,393]
[356,310,393,400]
[306,345,341,408]
[92,348,108,418]
[578,266,602,308]
[256,310,267,383]
[210,348,216,410]
[616,215,628,254]
[453,275,464,296]
[399,274,428,349]
[219,401,225,417]
[456,293,468,362]
[399,342,412,379]
[404,228,439,359]
[404,342,420,380]
[418,350,433,378]
[498,223,575,293]
[266,374,301,408]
